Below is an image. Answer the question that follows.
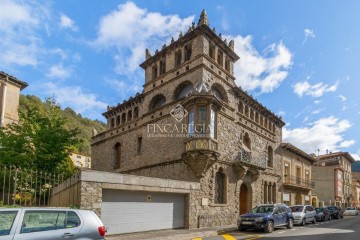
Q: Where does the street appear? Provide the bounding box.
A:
[197,216,360,240]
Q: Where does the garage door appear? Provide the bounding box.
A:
[101,189,185,235]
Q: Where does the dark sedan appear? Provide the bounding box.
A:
[326,206,343,219]
[315,207,331,221]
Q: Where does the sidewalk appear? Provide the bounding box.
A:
[106,225,238,240]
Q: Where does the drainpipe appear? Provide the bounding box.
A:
[1,77,7,127]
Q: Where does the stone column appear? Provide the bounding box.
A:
[268,183,272,204]
[264,182,268,204]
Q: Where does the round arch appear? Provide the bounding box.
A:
[173,81,194,100]
[148,94,166,112]
[211,83,228,103]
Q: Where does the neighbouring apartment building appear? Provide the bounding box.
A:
[70,153,91,168]
[91,10,285,231]
[312,152,355,208]
[280,143,316,206]
[0,71,28,127]
[351,177,360,208]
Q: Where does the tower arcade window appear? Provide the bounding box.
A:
[134,106,139,118]
[267,146,273,167]
[116,115,120,126]
[215,168,226,204]
[110,118,115,128]
[160,59,166,75]
[174,81,194,100]
[244,132,251,151]
[114,143,121,169]
[209,43,215,60]
[128,110,132,121]
[225,58,230,72]
[149,94,166,112]
[184,43,192,61]
[121,113,126,124]
[175,50,182,67]
[217,50,223,67]
[152,64,158,80]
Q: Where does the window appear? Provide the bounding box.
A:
[187,104,217,138]
[284,162,290,183]
[238,103,244,114]
[0,211,17,236]
[184,44,192,61]
[210,109,215,138]
[243,133,251,150]
[197,106,207,133]
[212,88,224,101]
[121,113,126,124]
[188,109,194,135]
[149,94,166,112]
[296,167,301,184]
[267,146,273,167]
[114,143,121,169]
[255,112,259,123]
[137,137,142,154]
[152,64,158,80]
[159,59,166,75]
[110,118,115,128]
[225,58,230,72]
[116,115,120,126]
[77,155,81,159]
[209,44,215,60]
[174,82,194,100]
[20,211,80,234]
[127,110,132,121]
[250,109,254,120]
[245,106,249,118]
[217,50,223,66]
[175,50,182,67]
[134,107,139,118]
[215,169,226,204]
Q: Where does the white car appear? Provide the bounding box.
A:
[343,207,359,216]
[290,205,316,225]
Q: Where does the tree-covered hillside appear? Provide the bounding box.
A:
[20,95,106,156]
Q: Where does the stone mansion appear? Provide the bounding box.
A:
[91,10,285,228]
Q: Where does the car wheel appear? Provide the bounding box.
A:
[287,218,293,229]
[312,217,316,224]
[301,218,306,226]
[264,221,274,233]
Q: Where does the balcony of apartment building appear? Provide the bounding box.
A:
[283,174,315,191]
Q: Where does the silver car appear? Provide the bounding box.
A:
[290,205,316,225]
[0,208,106,240]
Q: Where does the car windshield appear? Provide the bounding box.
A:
[346,207,356,210]
[315,208,324,213]
[327,207,336,211]
[250,206,274,213]
[290,206,304,212]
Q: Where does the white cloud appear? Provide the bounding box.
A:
[105,78,142,99]
[47,64,72,79]
[302,28,315,45]
[59,14,78,31]
[293,80,339,97]
[232,35,293,93]
[339,95,347,101]
[93,1,194,74]
[311,108,323,114]
[314,100,321,104]
[0,0,50,67]
[43,82,108,119]
[283,116,354,154]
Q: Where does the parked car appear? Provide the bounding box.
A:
[343,207,359,216]
[0,208,106,240]
[289,205,316,225]
[238,203,294,233]
[315,207,331,221]
[326,206,343,219]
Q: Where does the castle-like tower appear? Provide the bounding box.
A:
[92,10,285,229]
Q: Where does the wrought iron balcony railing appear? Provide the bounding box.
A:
[233,149,267,169]
[283,175,315,189]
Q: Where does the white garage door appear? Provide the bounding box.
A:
[101,189,185,235]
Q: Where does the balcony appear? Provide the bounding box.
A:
[283,175,315,190]
[183,137,219,178]
[233,149,267,169]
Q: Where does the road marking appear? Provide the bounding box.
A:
[192,238,203,240]
[221,233,237,240]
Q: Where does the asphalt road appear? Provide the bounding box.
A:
[212,215,360,240]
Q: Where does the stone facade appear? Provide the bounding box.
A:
[0,71,28,127]
[91,10,285,228]
[280,143,316,206]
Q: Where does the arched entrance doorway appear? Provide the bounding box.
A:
[239,183,249,214]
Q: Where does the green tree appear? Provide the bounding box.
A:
[0,98,80,177]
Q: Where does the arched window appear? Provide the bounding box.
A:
[245,106,249,118]
[250,109,254,120]
[110,118,115,128]
[114,143,121,169]
[134,106,139,118]
[116,115,120,126]
[174,81,194,100]
[175,50,182,67]
[211,84,228,103]
[215,168,226,204]
[184,43,192,61]
[128,110,132,121]
[268,146,273,167]
[244,133,251,151]
[149,94,166,111]
[255,112,259,123]
[121,113,126,124]
[238,102,244,114]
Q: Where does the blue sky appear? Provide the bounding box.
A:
[1,0,360,159]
